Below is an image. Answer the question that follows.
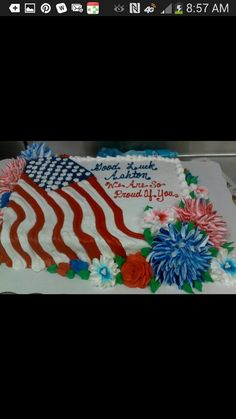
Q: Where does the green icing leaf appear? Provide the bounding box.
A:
[67,269,75,280]
[188,221,195,232]
[190,191,196,199]
[115,255,126,268]
[179,200,185,209]
[144,205,153,212]
[191,176,199,185]
[79,270,90,280]
[144,228,154,245]
[141,247,152,258]
[150,278,161,294]
[116,273,123,285]
[202,272,214,283]
[47,265,58,274]
[201,230,207,238]
[206,199,210,205]
[209,247,219,257]
[187,176,199,186]
[182,283,194,294]
[175,220,182,232]
[193,280,203,292]
[222,242,234,248]
[222,242,235,253]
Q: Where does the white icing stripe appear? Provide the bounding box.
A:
[65,187,113,258]
[81,182,147,253]
[10,191,46,272]
[49,190,90,262]
[20,180,69,265]
[0,207,26,270]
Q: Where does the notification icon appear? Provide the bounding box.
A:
[87,2,99,14]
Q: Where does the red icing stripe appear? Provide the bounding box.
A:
[22,174,78,261]
[0,223,13,267]
[55,188,101,260]
[72,183,127,258]
[88,176,144,240]
[8,201,32,268]
[15,181,56,267]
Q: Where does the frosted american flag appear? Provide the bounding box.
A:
[0,156,145,271]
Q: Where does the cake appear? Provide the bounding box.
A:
[0,143,235,293]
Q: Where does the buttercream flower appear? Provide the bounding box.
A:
[143,207,177,235]
[21,142,54,161]
[176,199,227,248]
[0,192,11,209]
[195,186,209,200]
[0,157,26,194]
[148,222,212,289]
[70,259,89,274]
[210,248,236,286]
[89,255,120,288]
[121,252,153,289]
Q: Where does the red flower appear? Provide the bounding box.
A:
[57,263,71,277]
[121,253,153,289]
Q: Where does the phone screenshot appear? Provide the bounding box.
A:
[0,1,235,299]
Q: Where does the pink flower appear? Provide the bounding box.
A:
[0,158,26,194]
[196,186,209,199]
[176,198,227,248]
[144,209,172,224]
[144,207,177,235]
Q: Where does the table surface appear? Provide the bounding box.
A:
[1,158,236,294]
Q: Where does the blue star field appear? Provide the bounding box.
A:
[24,156,93,192]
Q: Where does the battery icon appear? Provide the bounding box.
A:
[174,3,183,14]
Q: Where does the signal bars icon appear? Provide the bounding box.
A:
[161,3,173,14]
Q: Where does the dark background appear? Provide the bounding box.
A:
[0,16,234,142]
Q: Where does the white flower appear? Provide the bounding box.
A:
[89,255,120,289]
[210,248,236,286]
[195,186,209,199]
[143,207,177,235]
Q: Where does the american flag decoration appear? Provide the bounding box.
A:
[0,156,145,271]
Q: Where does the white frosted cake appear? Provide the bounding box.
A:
[0,143,235,293]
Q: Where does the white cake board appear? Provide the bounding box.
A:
[1,158,236,294]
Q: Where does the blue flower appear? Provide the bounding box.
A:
[70,259,89,273]
[221,259,236,275]
[149,222,212,289]
[21,143,54,161]
[0,192,11,208]
[89,256,120,288]
[210,248,236,285]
